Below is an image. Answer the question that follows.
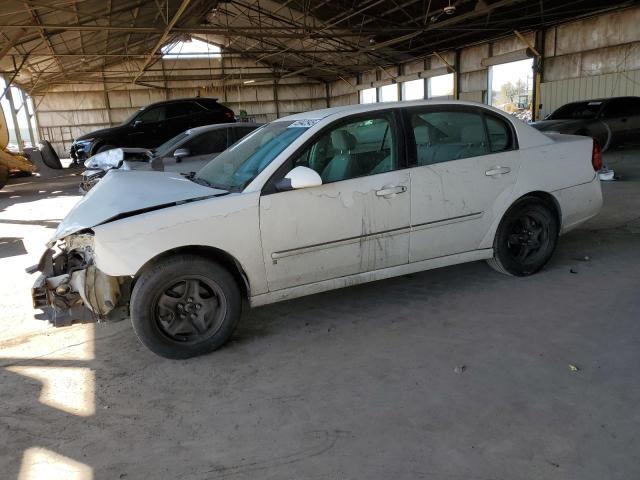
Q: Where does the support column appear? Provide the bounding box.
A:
[273,79,280,119]
[103,77,113,127]
[221,54,228,103]
[325,82,330,108]
[3,75,23,150]
[20,89,36,147]
[454,50,461,100]
[532,30,545,121]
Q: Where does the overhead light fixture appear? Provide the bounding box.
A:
[443,0,456,14]
[243,79,255,84]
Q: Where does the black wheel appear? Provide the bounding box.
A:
[0,165,9,190]
[40,140,63,169]
[130,255,242,359]
[487,197,559,276]
[96,144,115,154]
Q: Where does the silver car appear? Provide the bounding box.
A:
[80,123,261,192]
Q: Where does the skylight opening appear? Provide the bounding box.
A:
[161,38,221,59]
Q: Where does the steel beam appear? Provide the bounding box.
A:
[131,0,191,84]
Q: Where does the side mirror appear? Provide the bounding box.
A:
[133,120,142,128]
[173,148,190,163]
[275,166,322,191]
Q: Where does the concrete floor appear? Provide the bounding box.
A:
[1,152,639,480]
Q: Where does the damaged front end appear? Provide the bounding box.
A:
[29,233,129,326]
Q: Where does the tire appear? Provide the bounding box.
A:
[96,144,115,154]
[130,254,242,359]
[40,140,63,169]
[487,197,559,277]
[0,165,9,190]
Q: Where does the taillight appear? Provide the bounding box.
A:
[592,139,603,171]
[225,111,234,118]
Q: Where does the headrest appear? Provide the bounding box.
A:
[331,130,356,151]
[461,124,484,144]
[414,126,431,144]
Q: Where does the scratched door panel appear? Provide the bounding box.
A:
[259,170,410,292]
[409,150,521,262]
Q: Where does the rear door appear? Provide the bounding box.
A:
[259,112,411,292]
[406,106,521,262]
[165,102,202,138]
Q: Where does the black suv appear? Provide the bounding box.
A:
[70,98,235,163]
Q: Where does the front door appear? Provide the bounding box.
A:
[126,105,167,148]
[259,112,411,292]
[406,107,521,262]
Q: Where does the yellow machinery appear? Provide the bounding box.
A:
[0,103,37,189]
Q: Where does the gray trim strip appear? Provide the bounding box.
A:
[411,211,483,232]
[272,226,410,260]
[271,211,484,260]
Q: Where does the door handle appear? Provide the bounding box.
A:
[485,166,511,177]
[376,185,407,198]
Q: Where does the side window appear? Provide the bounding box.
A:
[410,110,488,166]
[293,116,396,184]
[485,115,512,152]
[184,130,228,156]
[138,106,166,124]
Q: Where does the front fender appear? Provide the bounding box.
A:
[92,191,269,296]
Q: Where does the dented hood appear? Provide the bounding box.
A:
[52,170,226,243]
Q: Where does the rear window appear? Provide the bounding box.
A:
[195,98,222,110]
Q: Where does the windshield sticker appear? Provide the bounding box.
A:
[288,119,319,128]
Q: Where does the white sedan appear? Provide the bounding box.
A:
[31,100,603,358]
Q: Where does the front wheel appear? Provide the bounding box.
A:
[130,255,242,359]
[487,197,559,276]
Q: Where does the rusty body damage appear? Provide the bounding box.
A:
[30,234,130,326]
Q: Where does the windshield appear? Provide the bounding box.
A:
[195,121,309,191]
[154,131,190,157]
[548,101,603,120]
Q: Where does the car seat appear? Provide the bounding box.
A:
[321,130,358,182]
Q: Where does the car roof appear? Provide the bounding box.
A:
[562,96,640,105]
[186,123,264,135]
[140,97,220,110]
[278,99,513,122]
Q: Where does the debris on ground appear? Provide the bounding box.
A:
[569,364,580,372]
[570,268,578,274]
[599,168,616,181]
[454,365,466,374]
[572,255,590,262]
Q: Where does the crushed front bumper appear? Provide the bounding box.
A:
[79,169,106,194]
[29,240,129,327]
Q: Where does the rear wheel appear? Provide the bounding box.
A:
[487,197,559,276]
[130,255,242,359]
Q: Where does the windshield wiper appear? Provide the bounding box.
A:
[190,176,230,191]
